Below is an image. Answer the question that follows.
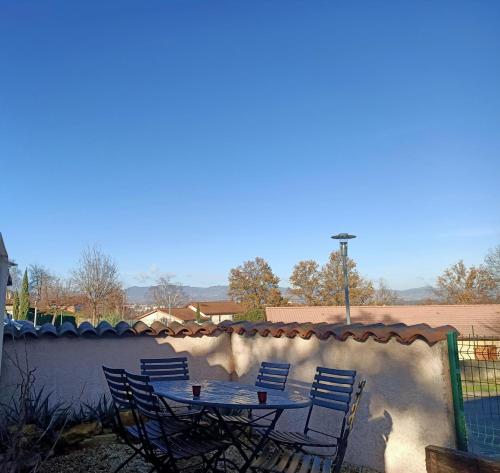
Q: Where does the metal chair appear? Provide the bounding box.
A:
[102,366,143,473]
[255,362,291,392]
[251,378,366,473]
[266,367,360,450]
[125,371,230,473]
[140,357,190,382]
[140,357,202,419]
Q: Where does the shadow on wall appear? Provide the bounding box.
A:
[0,335,232,407]
[231,333,453,473]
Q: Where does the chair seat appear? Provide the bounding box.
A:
[127,418,192,441]
[267,430,338,448]
[149,431,231,460]
[251,448,334,473]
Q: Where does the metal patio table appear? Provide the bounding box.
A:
[152,379,311,472]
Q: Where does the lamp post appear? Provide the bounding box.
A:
[331,233,356,325]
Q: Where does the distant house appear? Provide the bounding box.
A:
[137,307,204,326]
[266,304,500,337]
[187,301,245,323]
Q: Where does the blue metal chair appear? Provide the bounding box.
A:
[140,357,190,382]
[266,367,360,449]
[255,362,291,392]
[140,357,202,419]
[125,371,230,473]
[251,377,366,473]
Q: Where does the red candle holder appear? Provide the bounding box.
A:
[257,391,267,404]
[192,385,201,397]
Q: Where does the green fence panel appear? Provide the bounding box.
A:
[447,330,468,451]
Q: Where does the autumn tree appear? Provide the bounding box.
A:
[319,251,374,305]
[72,246,121,325]
[228,257,283,310]
[289,260,322,305]
[434,260,496,304]
[18,269,30,320]
[149,276,187,312]
[370,278,401,306]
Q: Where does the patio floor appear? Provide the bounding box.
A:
[38,435,381,473]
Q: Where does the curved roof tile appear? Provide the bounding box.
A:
[39,323,58,337]
[131,321,155,335]
[59,322,78,337]
[2,320,456,345]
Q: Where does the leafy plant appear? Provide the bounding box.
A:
[71,395,115,428]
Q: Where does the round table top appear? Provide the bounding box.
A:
[151,379,311,410]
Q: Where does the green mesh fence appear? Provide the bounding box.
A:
[458,335,500,459]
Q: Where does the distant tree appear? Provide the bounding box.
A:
[228,257,283,309]
[370,279,401,306]
[484,245,500,301]
[149,276,187,312]
[195,303,202,323]
[47,277,72,325]
[12,291,20,319]
[18,270,30,320]
[29,264,53,324]
[72,246,121,325]
[319,251,374,305]
[233,307,266,322]
[435,260,496,304]
[289,260,322,305]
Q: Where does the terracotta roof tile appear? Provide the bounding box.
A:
[2,319,455,346]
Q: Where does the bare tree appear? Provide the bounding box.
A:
[370,278,401,305]
[149,276,187,313]
[46,278,72,325]
[72,246,121,325]
[484,245,500,301]
[29,264,53,325]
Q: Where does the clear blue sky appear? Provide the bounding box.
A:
[1,1,499,289]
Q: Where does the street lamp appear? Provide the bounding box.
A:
[331,233,357,325]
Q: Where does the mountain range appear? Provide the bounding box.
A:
[125,285,435,304]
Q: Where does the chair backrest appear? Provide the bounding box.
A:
[140,357,189,382]
[333,379,366,473]
[125,371,161,420]
[102,366,132,410]
[255,362,291,391]
[304,366,357,438]
[102,366,133,434]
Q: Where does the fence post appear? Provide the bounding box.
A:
[447,330,468,451]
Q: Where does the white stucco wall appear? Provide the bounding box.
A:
[0,331,455,473]
[0,334,233,406]
[231,333,455,473]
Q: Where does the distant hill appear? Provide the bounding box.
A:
[125,284,436,305]
[125,285,230,304]
[394,286,436,302]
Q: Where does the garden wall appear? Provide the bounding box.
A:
[232,331,455,473]
[0,320,457,473]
